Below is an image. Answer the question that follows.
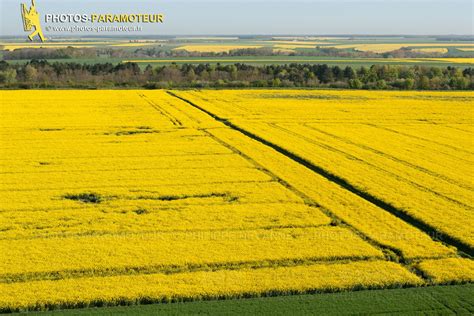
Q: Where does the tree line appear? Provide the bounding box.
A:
[3,45,467,61]
[0,60,472,90]
[1,46,380,60]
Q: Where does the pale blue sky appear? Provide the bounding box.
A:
[1,0,473,36]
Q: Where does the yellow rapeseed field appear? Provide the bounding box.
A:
[272,48,296,54]
[0,261,422,312]
[328,43,474,53]
[411,48,448,54]
[416,258,474,284]
[418,58,474,64]
[0,89,472,311]
[174,90,474,250]
[205,127,454,260]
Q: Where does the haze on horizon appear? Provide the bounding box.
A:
[0,0,473,36]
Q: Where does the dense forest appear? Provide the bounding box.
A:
[0,60,472,90]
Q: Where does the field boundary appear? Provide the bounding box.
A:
[201,128,416,265]
[166,91,473,258]
[0,256,382,284]
[12,284,474,315]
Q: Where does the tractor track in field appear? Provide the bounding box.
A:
[271,122,472,210]
[300,123,474,194]
[138,93,183,126]
[166,91,473,258]
[364,123,474,157]
[1,256,382,284]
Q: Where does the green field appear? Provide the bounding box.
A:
[4,56,474,69]
[122,56,473,68]
[12,285,474,315]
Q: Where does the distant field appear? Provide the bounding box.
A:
[412,48,449,54]
[0,41,165,51]
[173,45,264,53]
[326,43,474,53]
[3,40,474,54]
[122,57,474,67]
[0,37,474,68]
[5,56,474,68]
[0,37,474,56]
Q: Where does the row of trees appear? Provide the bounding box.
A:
[2,46,377,60]
[0,60,472,90]
[2,47,130,60]
[3,45,466,61]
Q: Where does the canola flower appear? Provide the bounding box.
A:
[205,126,454,259]
[0,89,471,311]
[416,258,474,284]
[1,227,384,279]
[1,203,331,240]
[0,261,422,312]
[174,89,474,252]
